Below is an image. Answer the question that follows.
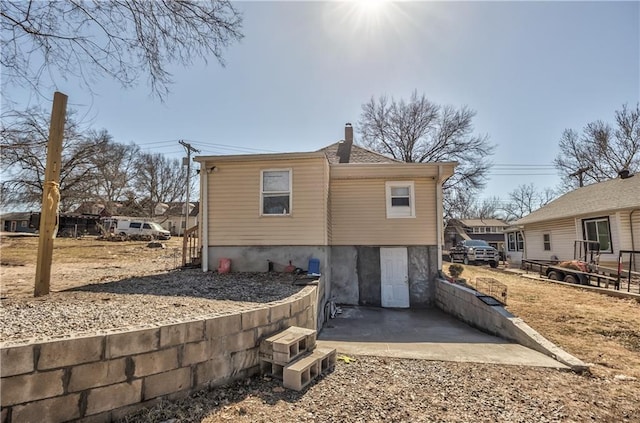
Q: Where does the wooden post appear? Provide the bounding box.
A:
[34,92,68,297]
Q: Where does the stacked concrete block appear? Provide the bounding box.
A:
[260,326,336,391]
[1,285,319,423]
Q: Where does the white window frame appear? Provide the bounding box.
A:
[385,181,415,219]
[508,233,517,251]
[582,217,612,253]
[260,169,292,216]
[507,232,525,252]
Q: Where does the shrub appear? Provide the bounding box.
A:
[449,264,464,279]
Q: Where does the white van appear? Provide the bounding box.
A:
[115,220,171,240]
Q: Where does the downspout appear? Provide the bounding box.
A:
[200,164,209,272]
[436,165,444,270]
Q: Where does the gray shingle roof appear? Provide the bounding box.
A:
[319,142,400,164]
[515,175,640,225]
[455,218,509,227]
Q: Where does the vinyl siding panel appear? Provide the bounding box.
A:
[524,213,628,265]
[330,178,436,246]
[523,219,576,261]
[616,210,640,252]
[207,157,328,245]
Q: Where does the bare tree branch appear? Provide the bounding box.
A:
[554,103,640,189]
[358,90,495,218]
[1,0,243,100]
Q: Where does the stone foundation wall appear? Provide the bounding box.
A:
[0,286,317,423]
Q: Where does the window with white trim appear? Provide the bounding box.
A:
[507,232,525,252]
[385,181,415,218]
[543,233,551,251]
[582,217,612,253]
[261,169,291,215]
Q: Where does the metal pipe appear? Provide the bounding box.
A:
[630,209,639,272]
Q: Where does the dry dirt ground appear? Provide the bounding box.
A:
[1,237,639,422]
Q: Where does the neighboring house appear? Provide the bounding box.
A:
[511,171,640,269]
[0,212,36,233]
[444,218,509,252]
[156,202,199,236]
[194,124,456,315]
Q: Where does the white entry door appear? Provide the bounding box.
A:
[380,247,409,308]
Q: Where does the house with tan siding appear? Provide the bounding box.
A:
[194,124,456,317]
[510,171,640,269]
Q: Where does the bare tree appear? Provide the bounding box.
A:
[358,90,495,218]
[1,0,243,100]
[554,103,640,189]
[0,107,107,211]
[89,136,140,215]
[501,183,557,221]
[133,153,187,217]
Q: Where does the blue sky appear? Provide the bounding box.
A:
[4,1,639,204]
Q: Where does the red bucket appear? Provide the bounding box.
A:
[218,258,231,274]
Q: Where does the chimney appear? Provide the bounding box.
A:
[337,123,353,163]
[618,169,633,179]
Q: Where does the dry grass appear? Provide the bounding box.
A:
[445,263,640,379]
[0,235,183,266]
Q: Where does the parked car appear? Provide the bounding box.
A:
[115,220,171,240]
[449,239,499,268]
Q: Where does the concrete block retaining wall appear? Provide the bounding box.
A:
[435,278,587,371]
[0,286,317,423]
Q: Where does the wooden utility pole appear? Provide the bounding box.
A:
[34,92,68,297]
[179,140,200,234]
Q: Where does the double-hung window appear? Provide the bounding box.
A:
[385,181,415,218]
[507,232,525,251]
[261,169,291,215]
[543,233,551,251]
[582,217,612,253]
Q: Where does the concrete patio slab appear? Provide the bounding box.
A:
[317,306,568,369]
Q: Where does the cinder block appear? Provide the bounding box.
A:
[206,314,241,339]
[68,358,127,392]
[1,345,34,377]
[11,393,81,423]
[269,302,291,323]
[231,348,258,370]
[256,322,281,341]
[160,323,186,347]
[143,367,191,400]
[260,360,284,379]
[1,370,64,406]
[241,308,269,330]
[283,347,336,391]
[38,336,103,370]
[195,357,232,386]
[106,328,159,358]
[182,341,210,366]
[85,380,142,416]
[261,327,316,364]
[290,297,306,315]
[161,321,206,348]
[132,348,179,377]
[225,330,256,353]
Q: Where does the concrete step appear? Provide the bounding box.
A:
[260,326,316,365]
[282,347,336,391]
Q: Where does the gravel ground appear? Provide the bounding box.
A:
[0,270,303,345]
[122,357,640,423]
[2,240,639,422]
